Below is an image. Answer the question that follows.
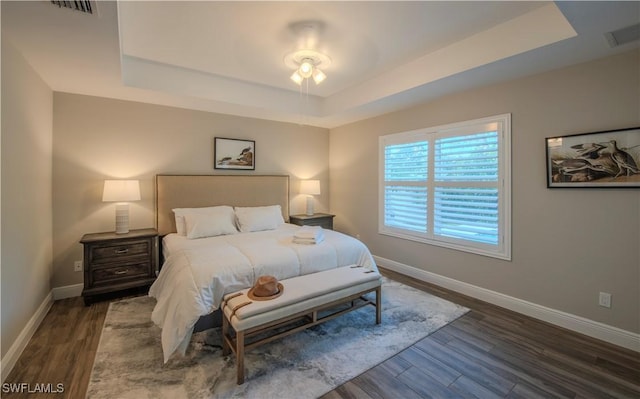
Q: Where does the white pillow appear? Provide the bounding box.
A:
[172,206,235,236]
[235,205,285,233]
[183,211,238,239]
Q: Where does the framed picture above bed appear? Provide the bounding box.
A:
[545,127,640,188]
[214,137,255,170]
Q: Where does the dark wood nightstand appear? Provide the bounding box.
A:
[289,213,335,230]
[80,228,158,305]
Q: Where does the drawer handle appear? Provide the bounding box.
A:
[114,248,129,254]
[114,269,129,275]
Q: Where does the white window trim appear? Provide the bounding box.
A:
[379,114,511,261]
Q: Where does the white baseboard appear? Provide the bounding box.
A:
[375,255,640,353]
[1,292,54,383]
[52,283,83,300]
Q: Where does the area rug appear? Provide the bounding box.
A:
[86,278,468,399]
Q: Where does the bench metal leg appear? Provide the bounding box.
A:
[376,286,382,324]
[222,313,230,355]
[222,314,245,384]
[236,331,245,385]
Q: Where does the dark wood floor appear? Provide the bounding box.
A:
[4,268,639,398]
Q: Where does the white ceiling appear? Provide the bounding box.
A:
[2,1,639,128]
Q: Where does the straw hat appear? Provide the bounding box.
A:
[247,275,284,301]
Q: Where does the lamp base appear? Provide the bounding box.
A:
[115,203,130,234]
[305,196,315,216]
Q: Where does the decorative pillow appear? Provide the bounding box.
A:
[183,211,238,239]
[172,206,236,236]
[234,205,285,233]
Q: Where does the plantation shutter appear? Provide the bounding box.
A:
[379,114,510,260]
[382,140,428,235]
[434,132,499,245]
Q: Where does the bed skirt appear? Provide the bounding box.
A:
[193,309,223,332]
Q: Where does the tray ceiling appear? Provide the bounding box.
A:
[3,1,639,128]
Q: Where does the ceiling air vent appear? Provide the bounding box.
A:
[50,1,94,15]
[604,23,640,48]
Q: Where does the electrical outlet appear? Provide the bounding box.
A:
[74,260,83,272]
[599,292,612,308]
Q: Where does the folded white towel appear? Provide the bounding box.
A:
[292,235,325,245]
[294,225,325,241]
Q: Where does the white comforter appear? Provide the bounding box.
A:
[149,224,377,362]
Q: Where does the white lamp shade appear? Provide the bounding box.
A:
[300,180,320,196]
[102,180,141,202]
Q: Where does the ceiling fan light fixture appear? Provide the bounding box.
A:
[290,70,304,85]
[312,68,326,84]
[299,59,314,78]
[284,49,331,86]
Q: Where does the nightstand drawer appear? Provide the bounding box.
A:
[89,239,151,264]
[91,261,152,286]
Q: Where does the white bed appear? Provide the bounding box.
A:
[149,175,377,362]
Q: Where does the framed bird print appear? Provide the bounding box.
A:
[545,127,640,188]
[214,137,255,170]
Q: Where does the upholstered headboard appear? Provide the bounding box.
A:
[155,175,290,236]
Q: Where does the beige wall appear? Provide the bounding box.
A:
[1,39,53,359]
[330,50,640,333]
[52,94,329,288]
[5,36,637,359]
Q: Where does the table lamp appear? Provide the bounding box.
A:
[102,180,141,234]
[300,180,320,216]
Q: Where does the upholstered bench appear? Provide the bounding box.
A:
[221,266,382,384]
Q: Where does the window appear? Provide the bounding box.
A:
[379,114,511,260]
